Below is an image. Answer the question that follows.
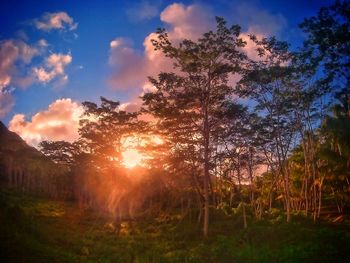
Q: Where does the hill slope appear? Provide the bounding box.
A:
[0,121,69,198]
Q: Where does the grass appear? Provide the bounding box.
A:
[1,188,350,262]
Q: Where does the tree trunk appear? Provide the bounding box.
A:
[284,167,291,222]
[248,147,255,208]
[203,105,210,237]
[317,183,322,219]
[301,137,309,216]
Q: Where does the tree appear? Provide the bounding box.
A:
[319,88,350,213]
[79,96,143,169]
[236,36,300,222]
[142,17,247,236]
[297,0,350,219]
[72,97,147,215]
[213,101,261,225]
[39,140,80,166]
[300,0,350,94]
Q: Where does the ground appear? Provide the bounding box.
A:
[1,189,350,263]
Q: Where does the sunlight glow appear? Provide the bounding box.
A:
[122,148,143,168]
[120,135,163,169]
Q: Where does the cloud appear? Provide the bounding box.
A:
[119,97,154,122]
[119,100,142,113]
[119,82,156,112]
[108,2,288,111]
[160,3,213,39]
[8,98,83,146]
[108,37,146,89]
[230,2,288,61]
[37,39,49,48]
[33,53,72,84]
[0,38,73,118]
[0,11,77,118]
[0,39,39,116]
[0,39,38,90]
[109,3,212,91]
[126,1,160,22]
[34,12,78,31]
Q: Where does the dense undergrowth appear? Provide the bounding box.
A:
[1,189,350,263]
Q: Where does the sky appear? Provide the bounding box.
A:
[0,0,334,146]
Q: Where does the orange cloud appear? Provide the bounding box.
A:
[9,98,83,146]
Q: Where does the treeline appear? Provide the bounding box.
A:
[35,1,350,236]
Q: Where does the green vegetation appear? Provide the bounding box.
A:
[1,189,350,263]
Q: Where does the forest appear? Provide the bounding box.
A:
[1,1,350,262]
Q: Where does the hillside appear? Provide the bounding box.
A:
[0,121,69,198]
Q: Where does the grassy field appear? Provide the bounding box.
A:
[1,189,350,263]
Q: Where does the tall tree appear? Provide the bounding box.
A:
[142,17,246,236]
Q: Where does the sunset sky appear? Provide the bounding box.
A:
[0,0,332,146]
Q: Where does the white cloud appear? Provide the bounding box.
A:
[9,98,83,146]
[34,12,78,31]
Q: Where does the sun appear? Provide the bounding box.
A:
[122,148,143,168]
[121,135,163,168]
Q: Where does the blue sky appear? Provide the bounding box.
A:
[0,0,333,145]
